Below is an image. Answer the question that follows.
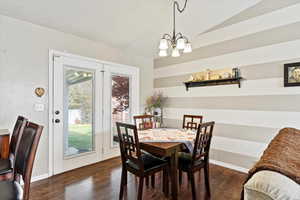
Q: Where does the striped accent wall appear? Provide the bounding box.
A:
[154,2,300,172]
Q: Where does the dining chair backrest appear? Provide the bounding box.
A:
[14,121,43,200]
[10,116,28,157]
[116,122,143,170]
[134,115,154,130]
[182,115,203,130]
[192,122,215,165]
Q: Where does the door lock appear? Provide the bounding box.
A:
[55,110,60,115]
[54,119,60,123]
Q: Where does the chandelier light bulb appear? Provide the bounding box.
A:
[159,49,168,57]
[159,38,169,50]
[183,42,192,53]
[171,48,180,57]
[176,38,186,50]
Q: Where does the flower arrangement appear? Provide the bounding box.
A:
[145,91,167,113]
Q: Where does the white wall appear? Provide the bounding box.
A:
[0,15,153,177]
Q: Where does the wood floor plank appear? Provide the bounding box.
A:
[30,157,247,200]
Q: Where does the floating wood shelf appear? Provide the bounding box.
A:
[184,77,243,91]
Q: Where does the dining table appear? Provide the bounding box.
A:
[114,128,197,200]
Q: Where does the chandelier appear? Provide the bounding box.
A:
[158,0,192,57]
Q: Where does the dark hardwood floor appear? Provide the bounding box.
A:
[30,157,246,200]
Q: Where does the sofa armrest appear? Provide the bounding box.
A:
[244,170,300,200]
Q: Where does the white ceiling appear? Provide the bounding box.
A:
[0,0,261,58]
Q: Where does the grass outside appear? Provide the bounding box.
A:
[68,124,93,152]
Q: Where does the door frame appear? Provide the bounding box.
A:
[48,49,140,177]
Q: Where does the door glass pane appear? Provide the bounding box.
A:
[111,75,130,146]
[64,67,94,157]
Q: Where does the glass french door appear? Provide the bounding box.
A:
[102,64,139,156]
[53,56,103,174]
[52,54,139,175]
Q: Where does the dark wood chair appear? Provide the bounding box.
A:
[0,116,28,180]
[182,115,203,130]
[178,121,215,200]
[0,121,43,200]
[133,115,154,130]
[117,122,168,200]
[133,115,156,187]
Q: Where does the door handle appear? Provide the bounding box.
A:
[54,119,60,123]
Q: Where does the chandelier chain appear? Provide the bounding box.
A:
[174,0,188,13]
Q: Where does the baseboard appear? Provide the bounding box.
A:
[210,159,249,173]
[31,173,49,182]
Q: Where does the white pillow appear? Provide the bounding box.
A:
[244,170,300,200]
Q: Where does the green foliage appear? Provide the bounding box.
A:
[68,124,93,151]
[68,80,93,123]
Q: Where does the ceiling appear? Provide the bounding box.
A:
[0,0,262,58]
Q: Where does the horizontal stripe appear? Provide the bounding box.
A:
[211,136,266,158]
[154,58,300,88]
[205,0,300,33]
[154,39,300,78]
[163,118,278,143]
[156,78,300,97]
[164,95,300,112]
[163,107,300,129]
[210,149,258,170]
[194,3,300,49]
[155,22,300,67]
[209,159,248,173]
[154,73,191,88]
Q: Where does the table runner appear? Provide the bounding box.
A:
[138,128,196,153]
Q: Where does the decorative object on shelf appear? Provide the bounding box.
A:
[34,87,45,97]
[158,0,192,57]
[145,92,167,127]
[284,62,300,87]
[184,67,242,91]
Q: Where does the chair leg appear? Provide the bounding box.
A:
[151,174,155,188]
[119,169,126,200]
[124,170,127,185]
[204,164,211,197]
[146,176,149,187]
[179,169,182,185]
[190,171,196,200]
[138,176,144,200]
[163,168,169,197]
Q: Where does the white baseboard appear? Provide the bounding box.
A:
[210,159,249,173]
[31,173,49,182]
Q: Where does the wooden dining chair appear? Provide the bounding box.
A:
[0,116,28,181]
[0,121,43,200]
[178,121,215,200]
[117,122,168,200]
[134,115,154,130]
[182,115,203,130]
[133,114,158,187]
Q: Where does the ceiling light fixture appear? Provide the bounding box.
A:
[158,0,192,57]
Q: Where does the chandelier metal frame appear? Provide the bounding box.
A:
[158,0,192,57]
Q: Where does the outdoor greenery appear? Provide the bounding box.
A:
[68,78,93,123]
[68,124,93,152]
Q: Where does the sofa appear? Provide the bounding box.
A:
[244,170,300,200]
[243,128,300,200]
